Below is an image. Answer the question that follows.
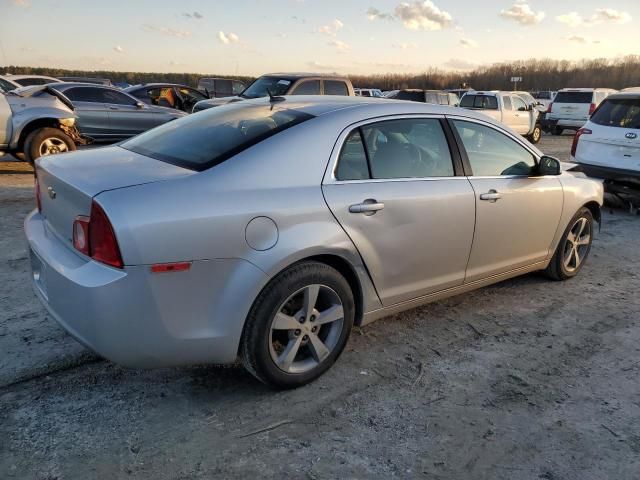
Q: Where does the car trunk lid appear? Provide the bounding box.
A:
[577,124,640,172]
[37,146,194,246]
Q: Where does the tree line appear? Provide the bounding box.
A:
[3,55,640,91]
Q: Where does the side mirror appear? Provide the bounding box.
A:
[538,156,561,176]
[518,106,527,112]
[135,101,144,109]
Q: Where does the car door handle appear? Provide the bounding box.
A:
[109,106,119,110]
[349,200,385,215]
[479,190,502,202]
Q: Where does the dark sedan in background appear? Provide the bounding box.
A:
[49,83,186,142]
[124,83,209,113]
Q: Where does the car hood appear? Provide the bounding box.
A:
[194,96,245,109]
[38,145,195,198]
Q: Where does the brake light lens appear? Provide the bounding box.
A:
[547,102,553,113]
[72,200,123,268]
[35,177,42,212]
[588,103,596,115]
[571,128,592,157]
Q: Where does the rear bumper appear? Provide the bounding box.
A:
[571,162,640,189]
[25,210,269,368]
[543,118,586,130]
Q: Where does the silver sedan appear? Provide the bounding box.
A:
[25,97,603,388]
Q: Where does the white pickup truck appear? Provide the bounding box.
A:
[460,91,542,144]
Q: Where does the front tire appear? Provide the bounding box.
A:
[241,261,355,389]
[24,127,76,164]
[528,124,542,144]
[545,207,594,280]
[552,126,563,136]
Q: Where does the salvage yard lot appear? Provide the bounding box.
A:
[1,134,639,479]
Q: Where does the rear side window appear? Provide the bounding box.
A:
[554,92,593,104]
[291,80,321,95]
[324,81,349,96]
[395,91,424,102]
[425,92,438,104]
[591,98,640,129]
[502,96,513,110]
[215,79,233,96]
[121,103,314,171]
[460,95,498,110]
[336,130,370,180]
[63,87,105,103]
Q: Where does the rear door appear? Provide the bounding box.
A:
[103,89,165,138]
[450,118,562,282]
[578,96,640,171]
[322,116,476,306]
[551,91,592,122]
[62,86,110,138]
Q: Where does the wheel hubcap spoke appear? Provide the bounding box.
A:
[308,333,330,362]
[272,312,300,330]
[278,336,303,372]
[302,285,320,321]
[315,304,344,326]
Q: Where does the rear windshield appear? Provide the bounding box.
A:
[121,103,314,171]
[460,95,498,109]
[590,98,640,129]
[554,92,592,104]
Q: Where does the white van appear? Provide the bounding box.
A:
[571,91,640,185]
[546,88,617,135]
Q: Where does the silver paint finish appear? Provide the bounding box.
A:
[245,216,279,251]
[26,96,604,368]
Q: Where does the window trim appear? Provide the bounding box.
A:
[446,116,541,178]
[326,114,466,185]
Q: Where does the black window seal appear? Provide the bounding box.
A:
[440,118,466,177]
[358,126,374,179]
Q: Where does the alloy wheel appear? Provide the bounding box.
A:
[269,284,344,374]
[562,217,591,272]
[38,137,69,157]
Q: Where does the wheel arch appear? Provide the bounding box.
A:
[583,200,601,225]
[14,118,68,152]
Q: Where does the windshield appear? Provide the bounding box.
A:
[554,92,592,104]
[460,95,498,109]
[121,102,314,171]
[590,98,640,129]
[241,76,293,99]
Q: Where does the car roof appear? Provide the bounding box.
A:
[125,83,194,90]
[5,74,61,82]
[604,92,640,100]
[262,72,350,80]
[557,88,617,92]
[50,82,123,90]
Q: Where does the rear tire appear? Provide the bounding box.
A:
[545,207,594,281]
[241,261,355,389]
[24,127,76,164]
[528,124,542,144]
[552,126,563,136]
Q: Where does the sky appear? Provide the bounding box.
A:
[1,0,639,75]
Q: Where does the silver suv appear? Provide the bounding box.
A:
[0,86,89,163]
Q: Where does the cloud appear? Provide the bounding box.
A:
[394,1,453,31]
[500,3,545,26]
[306,61,341,71]
[218,31,240,45]
[556,8,631,28]
[443,58,477,70]
[366,7,393,21]
[142,24,192,38]
[566,35,601,45]
[316,19,344,36]
[328,39,350,53]
[12,0,29,7]
[183,11,204,19]
[393,42,417,49]
[459,37,478,48]
[113,45,125,54]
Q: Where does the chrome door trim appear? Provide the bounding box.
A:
[323,113,450,185]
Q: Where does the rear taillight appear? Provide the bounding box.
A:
[571,127,592,157]
[35,177,42,212]
[547,102,553,113]
[72,200,123,268]
[588,103,596,115]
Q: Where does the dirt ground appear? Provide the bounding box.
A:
[1,134,639,479]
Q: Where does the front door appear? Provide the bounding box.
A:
[62,86,110,139]
[102,89,159,138]
[450,118,563,282]
[322,117,476,306]
[511,95,532,135]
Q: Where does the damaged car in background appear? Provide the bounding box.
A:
[0,85,90,163]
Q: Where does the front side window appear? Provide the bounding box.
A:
[324,80,348,96]
[121,103,314,171]
[425,92,438,104]
[590,98,640,129]
[453,120,536,176]
[147,87,177,108]
[460,95,498,110]
[512,96,527,111]
[232,81,245,95]
[102,89,137,106]
[291,80,321,95]
[215,79,233,96]
[335,119,454,180]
